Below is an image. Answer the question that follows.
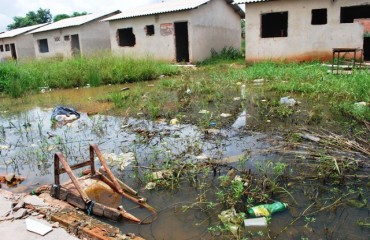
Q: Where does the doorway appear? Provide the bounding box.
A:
[364,37,370,61]
[71,34,81,57]
[10,43,17,60]
[174,22,189,62]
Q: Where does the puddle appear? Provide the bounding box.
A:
[0,84,368,240]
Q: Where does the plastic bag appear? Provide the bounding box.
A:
[51,106,80,122]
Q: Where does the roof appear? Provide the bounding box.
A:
[104,0,244,21]
[29,11,120,34]
[0,23,48,39]
[234,0,271,3]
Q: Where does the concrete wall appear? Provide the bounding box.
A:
[33,26,81,58]
[33,17,113,59]
[190,0,242,61]
[80,17,114,56]
[244,0,369,62]
[0,34,36,61]
[108,0,242,62]
[108,11,189,62]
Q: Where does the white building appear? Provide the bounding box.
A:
[103,0,244,63]
[0,24,47,61]
[237,0,370,62]
[29,11,120,59]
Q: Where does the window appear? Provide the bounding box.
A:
[261,12,288,38]
[117,28,136,47]
[38,39,49,53]
[64,35,70,41]
[312,9,327,25]
[146,25,155,36]
[0,45,3,52]
[341,5,370,23]
[5,44,10,51]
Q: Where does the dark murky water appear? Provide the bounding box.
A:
[0,84,368,240]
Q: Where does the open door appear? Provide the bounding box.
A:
[174,22,189,62]
[10,43,17,60]
[364,37,370,61]
[71,34,81,57]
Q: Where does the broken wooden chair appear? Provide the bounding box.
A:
[52,143,157,224]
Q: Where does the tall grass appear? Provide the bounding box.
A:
[0,53,180,98]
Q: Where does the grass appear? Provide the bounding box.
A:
[0,53,180,98]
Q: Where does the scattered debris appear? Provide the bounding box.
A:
[233,97,241,101]
[51,106,80,124]
[241,84,246,100]
[152,170,173,180]
[0,174,25,186]
[299,133,321,142]
[102,152,135,171]
[24,195,47,207]
[244,217,268,229]
[26,218,53,236]
[253,79,265,83]
[0,145,9,150]
[209,121,217,127]
[120,87,130,91]
[145,182,156,190]
[0,195,12,218]
[170,118,179,125]
[218,208,243,237]
[220,113,232,118]
[280,97,297,107]
[247,202,288,218]
[199,110,210,114]
[13,208,28,219]
[186,88,192,94]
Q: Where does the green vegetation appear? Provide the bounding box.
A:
[0,54,180,98]
[7,8,52,30]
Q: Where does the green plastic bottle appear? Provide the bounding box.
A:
[247,202,288,218]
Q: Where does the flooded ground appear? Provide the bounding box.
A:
[0,80,369,239]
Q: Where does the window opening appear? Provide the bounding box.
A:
[54,36,60,42]
[5,44,10,51]
[341,5,370,23]
[0,45,3,52]
[38,39,49,53]
[312,9,327,25]
[64,35,70,41]
[261,12,288,38]
[146,25,155,36]
[117,28,136,47]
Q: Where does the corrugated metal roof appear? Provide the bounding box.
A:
[29,11,120,34]
[104,0,242,21]
[234,0,271,4]
[0,23,48,39]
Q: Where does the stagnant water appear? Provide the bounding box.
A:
[0,85,368,240]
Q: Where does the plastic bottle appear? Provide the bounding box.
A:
[247,202,288,218]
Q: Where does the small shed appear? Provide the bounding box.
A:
[0,24,47,61]
[237,0,370,62]
[103,0,244,63]
[29,11,120,59]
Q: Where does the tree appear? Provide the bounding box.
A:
[53,12,88,22]
[7,8,52,30]
[53,14,70,22]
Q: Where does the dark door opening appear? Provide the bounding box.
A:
[10,43,17,60]
[364,38,370,61]
[71,34,81,57]
[174,22,189,62]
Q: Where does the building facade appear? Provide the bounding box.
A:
[104,0,244,63]
[0,24,47,61]
[29,11,120,59]
[237,0,370,62]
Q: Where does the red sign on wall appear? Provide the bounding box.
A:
[160,23,174,36]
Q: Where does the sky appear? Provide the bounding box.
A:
[0,0,163,32]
